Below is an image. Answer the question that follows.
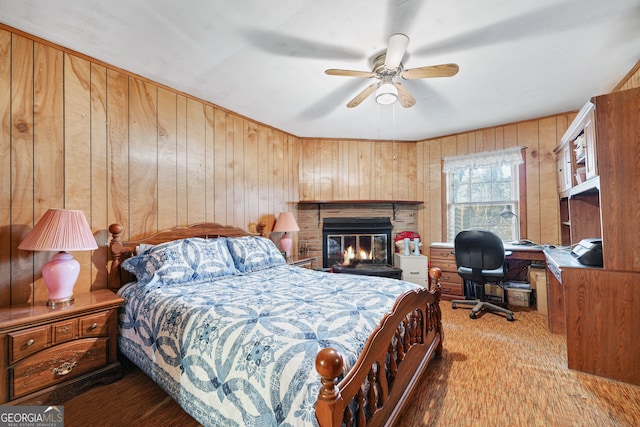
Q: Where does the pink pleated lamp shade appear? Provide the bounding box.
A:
[19,208,98,307]
[272,212,300,258]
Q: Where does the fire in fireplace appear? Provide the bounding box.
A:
[322,217,392,268]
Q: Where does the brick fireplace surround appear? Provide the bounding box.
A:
[296,203,421,266]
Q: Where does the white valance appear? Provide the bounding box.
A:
[442,146,525,173]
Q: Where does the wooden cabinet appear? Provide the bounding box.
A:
[428,245,464,300]
[0,290,123,405]
[547,86,640,386]
[393,254,428,287]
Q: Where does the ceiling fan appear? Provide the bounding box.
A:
[325,33,459,108]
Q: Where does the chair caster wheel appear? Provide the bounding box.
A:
[469,312,477,319]
[452,303,457,309]
[507,315,514,321]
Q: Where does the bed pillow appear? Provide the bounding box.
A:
[122,237,237,285]
[226,236,286,273]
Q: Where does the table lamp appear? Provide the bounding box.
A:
[272,212,300,258]
[18,208,98,307]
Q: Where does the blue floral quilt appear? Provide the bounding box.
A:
[117,264,420,426]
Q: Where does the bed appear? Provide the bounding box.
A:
[108,222,442,427]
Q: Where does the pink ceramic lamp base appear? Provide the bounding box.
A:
[42,251,80,307]
[279,232,293,259]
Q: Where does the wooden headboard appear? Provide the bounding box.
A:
[108,223,254,290]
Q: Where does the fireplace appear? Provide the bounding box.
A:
[322,217,393,268]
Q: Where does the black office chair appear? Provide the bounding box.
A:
[451,229,514,321]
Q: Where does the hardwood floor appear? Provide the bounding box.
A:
[63,360,199,427]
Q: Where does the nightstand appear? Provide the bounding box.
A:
[394,253,429,286]
[287,256,316,269]
[0,289,123,405]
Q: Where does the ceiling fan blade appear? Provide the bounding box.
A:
[325,69,375,78]
[401,63,460,79]
[384,33,410,70]
[347,83,379,108]
[394,83,416,108]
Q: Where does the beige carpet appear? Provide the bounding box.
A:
[396,304,640,426]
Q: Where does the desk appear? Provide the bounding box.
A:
[429,242,545,301]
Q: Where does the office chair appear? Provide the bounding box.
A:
[451,229,515,321]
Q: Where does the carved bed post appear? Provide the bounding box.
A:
[315,347,345,427]
[428,267,444,357]
[108,224,124,290]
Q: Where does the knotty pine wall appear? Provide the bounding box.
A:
[1,22,637,308]
[0,26,299,306]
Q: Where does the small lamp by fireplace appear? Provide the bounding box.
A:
[18,208,98,307]
[273,212,300,258]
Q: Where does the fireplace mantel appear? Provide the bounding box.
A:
[299,200,423,224]
[298,200,423,205]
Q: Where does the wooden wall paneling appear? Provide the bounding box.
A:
[358,141,372,200]
[538,117,561,245]
[186,98,206,224]
[319,140,334,201]
[90,63,109,289]
[257,125,273,229]
[106,70,130,239]
[224,112,236,223]
[495,126,505,150]
[518,121,540,243]
[0,29,11,306]
[63,52,93,296]
[129,79,158,237]
[299,140,314,201]
[270,130,285,230]
[213,108,228,224]
[232,116,245,227]
[10,35,35,305]
[175,96,188,226]
[415,141,426,239]
[289,134,299,208]
[204,105,215,222]
[157,88,178,231]
[347,142,360,200]
[244,120,259,228]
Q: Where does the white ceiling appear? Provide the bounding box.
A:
[1,0,639,141]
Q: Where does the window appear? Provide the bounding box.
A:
[443,147,525,242]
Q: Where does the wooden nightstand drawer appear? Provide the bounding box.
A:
[430,257,457,272]
[11,338,108,399]
[9,325,50,364]
[80,311,110,337]
[439,271,462,284]
[52,319,77,345]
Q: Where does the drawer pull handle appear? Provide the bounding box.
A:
[58,326,71,333]
[26,339,35,346]
[52,361,77,376]
[409,271,420,275]
[90,323,98,330]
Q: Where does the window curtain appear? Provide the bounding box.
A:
[442,146,525,173]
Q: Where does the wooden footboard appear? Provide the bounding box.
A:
[315,267,442,427]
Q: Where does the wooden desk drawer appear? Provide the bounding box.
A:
[438,271,462,284]
[430,248,455,260]
[430,257,458,272]
[440,282,464,297]
[11,338,108,399]
[9,325,50,364]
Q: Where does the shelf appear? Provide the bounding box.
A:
[569,176,600,198]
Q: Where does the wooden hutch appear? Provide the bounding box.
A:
[545,86,640,386]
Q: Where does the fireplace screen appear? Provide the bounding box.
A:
[322,217,392,268]
[326,234,388,266]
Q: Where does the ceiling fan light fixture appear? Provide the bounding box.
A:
[375,83,398,105]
